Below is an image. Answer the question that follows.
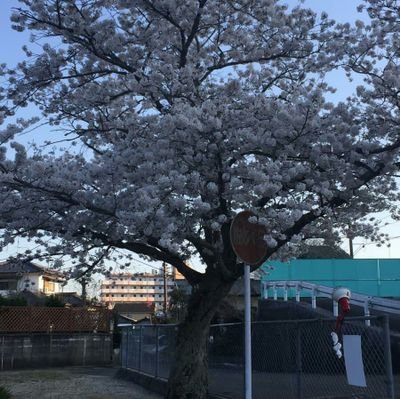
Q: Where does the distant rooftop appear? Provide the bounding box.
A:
[113,302,155,313]
[0,260,65,280]
[106,272,163,279]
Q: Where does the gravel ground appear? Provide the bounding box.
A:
[0,366,163,399]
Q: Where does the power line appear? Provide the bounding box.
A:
[112,249,165,273]
[352,234,400,256]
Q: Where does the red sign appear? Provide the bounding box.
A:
[230,210,267,265]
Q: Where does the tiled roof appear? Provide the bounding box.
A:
[53,292,84,306]
[0,260,65,279]
[113,302,155,313]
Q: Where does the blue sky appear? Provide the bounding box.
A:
[1,0,30,65]
[0,0,399,260]
[1,0,367,69]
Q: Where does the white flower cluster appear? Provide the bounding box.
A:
[0,0,398,269]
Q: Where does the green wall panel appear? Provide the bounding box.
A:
[261,259,400,298]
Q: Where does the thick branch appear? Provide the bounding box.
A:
[79,230,203,285]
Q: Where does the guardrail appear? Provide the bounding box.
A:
[262,280,400,326]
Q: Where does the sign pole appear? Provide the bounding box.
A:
[230,210,267,399]
[244,262,252,399]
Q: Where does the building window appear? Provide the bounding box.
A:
[0,280,18,290]
[43,280,55,293]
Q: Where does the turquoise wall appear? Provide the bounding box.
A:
[261,259,400,298]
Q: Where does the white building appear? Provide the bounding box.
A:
[100,271,176,310]
[0,260,65,296]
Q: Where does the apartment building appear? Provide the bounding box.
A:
[100,271,176,310]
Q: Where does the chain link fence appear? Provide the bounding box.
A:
[0,332,112,369]
[120,316,396,399]
[121,324,177,380]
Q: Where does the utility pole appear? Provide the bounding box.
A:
[163,262,168,316]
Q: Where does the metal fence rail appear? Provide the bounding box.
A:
[262,280,400,319]
[0,332,112,370]
[120,316,396,399]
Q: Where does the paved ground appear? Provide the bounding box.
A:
[0,366,163,399]
[2,365,398,399]
[208,366,399,399]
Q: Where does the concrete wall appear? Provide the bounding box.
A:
[117,368,223,399]
[262,258,400,297]
[0,333,112,370]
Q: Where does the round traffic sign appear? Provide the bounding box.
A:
[230,210,267,265]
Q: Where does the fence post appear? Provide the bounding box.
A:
[382,315,395,399]
[311,290,316,309]
[295,286,300,303]
[82,335,87,366]
[1,336,4,370]
[263,283,268,300]
[138,325,143,371]
[333,301,338,317]
[296,323,303,399]
[121,329,125,368]
[49,331,53,367]
[155,325,160,378]
[119,330,123,367]
[125,329,130,368]
[364,301,371,327]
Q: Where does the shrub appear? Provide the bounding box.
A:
[44,295,64,307]
[0,386,12,399]
[0,295,27,306]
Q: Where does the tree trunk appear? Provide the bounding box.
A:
[166,276,234,399]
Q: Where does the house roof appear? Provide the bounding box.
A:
[53,292,84,306]
[0,260,65,280]
[113,302,155,313]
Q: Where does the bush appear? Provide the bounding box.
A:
[0,386,12,399]
[0,295,27,306]
[44,295,64,307]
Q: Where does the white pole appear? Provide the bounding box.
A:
[263,282,268,300]
[295,286,300,302]
[333,301,339,317]
[244,264,252,399]
[364,301,371,327]
[312,290,317,309]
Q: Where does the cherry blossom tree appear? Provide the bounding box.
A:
[1,1,400,398]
